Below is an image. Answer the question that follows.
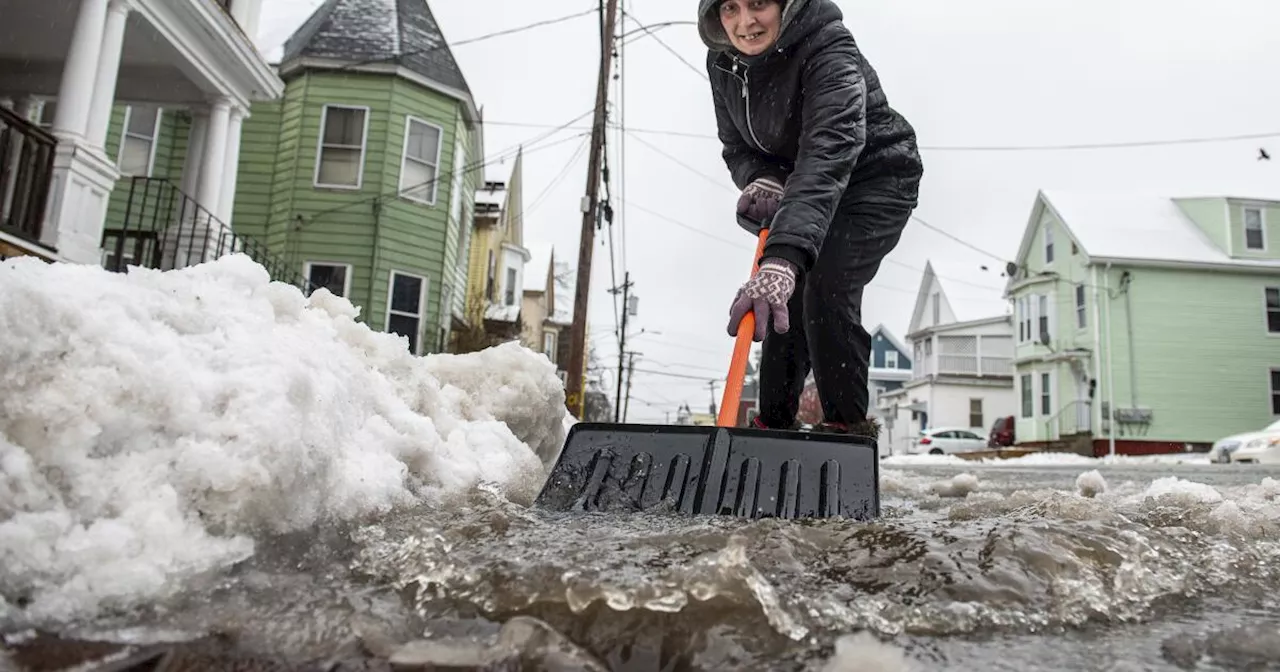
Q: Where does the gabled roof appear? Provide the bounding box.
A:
[524,242,554,295]
[551,261,575,325]
[281,0,472,98]
[1012,189,1280,273]
[906,261,958,336]
[869,323,910,360]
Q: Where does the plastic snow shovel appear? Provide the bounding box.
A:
[533,217,880,521]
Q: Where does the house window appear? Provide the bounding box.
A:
[885,350,898,369]
[386,271,427,355]
[1044,224,1055,263]
[544,331,558,363]
[504,266,517,306]
[303,261,352,298]
[1037,294,1050,342]
[1245,208,1265,251]
[486,250,496,300]
[119,106,162,176]
[969,398,983,429]
[1040,372,1052,416]
[1020,374,1033,418]
[931,292,940,324]
[1075,284,1087,329]
[399,116,443,204]
[1266,287,1280,334]
[1271,369,1280,415]
[315,105,368,189]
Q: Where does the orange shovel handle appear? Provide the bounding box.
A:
[717,228,770,427]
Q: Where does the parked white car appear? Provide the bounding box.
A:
[1208,419,1280,464]
[909,427,989,455]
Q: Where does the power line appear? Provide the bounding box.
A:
[338,7,598,71]
[620,10,708,81]
[481,120,1280,152]
[304,108,597,221]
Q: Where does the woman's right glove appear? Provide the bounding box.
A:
[736,177,784,224]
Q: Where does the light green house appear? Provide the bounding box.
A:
[228,0,484,355]
[1005,190,1280,455]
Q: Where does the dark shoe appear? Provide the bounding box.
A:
[752,416,801,431]
[812,417,881,439]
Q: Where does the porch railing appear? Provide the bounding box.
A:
[103,177,313,293]
[1045,400,1092,440]
[0,105,57,244]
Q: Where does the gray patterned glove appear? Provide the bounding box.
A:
[736,177,784,224]
[727,258,797,341]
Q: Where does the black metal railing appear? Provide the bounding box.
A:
[0,105,57,244]
[103,177,314,293]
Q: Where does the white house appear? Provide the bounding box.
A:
[0,0,283,265]
[878,262,1017,454]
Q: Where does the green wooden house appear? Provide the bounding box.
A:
[92,0,484,356]
[232,0,484,355]
[1005,189,1280,455]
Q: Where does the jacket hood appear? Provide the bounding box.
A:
[698,0,839,57]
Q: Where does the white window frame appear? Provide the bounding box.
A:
[1019,373,1033,418]
[1270,368,1280,416]
[504,265,518,307]
[543,330,558,363]
[1036,292,1052,342]
[385,270,429,355]
[885,349,898,369]
[398,115,445,205]
[931,292,940,325]
[302,261,353,298]
[1075,283,1087,330]
[313,104,370,190]
[1044,224,1055,264]
[118,106,163,177]
[1244,207,1267,251]
[969,397,984,429]
[1040,370,1053,417]
[1265,286,1280,336]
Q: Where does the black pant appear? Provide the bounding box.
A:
[756,185,915,428]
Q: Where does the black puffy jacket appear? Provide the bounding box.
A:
[699,0,924,272]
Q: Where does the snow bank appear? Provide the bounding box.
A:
[0,255,566,623]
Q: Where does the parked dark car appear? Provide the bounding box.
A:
[988,415,1015,447]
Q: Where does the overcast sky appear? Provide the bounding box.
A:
[257,0,1280,423]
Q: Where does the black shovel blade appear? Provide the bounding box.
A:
[533,423,879,520]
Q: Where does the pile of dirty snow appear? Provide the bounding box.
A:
[0,255,566,624]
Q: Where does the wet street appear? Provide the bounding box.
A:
[4,456,1280,671]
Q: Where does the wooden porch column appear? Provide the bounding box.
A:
[216,106,244,225]
[196,98,230,217]
[51,0,109,141]
[86,0,132,148]
[180,109,209,197]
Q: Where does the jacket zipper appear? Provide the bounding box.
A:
[728,56,769,154]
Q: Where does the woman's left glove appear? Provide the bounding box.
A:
[727,258,797,341]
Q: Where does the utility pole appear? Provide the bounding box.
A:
[623,351,638,422]
[708,380,719,419]
[611,272,634,422]
[565,0,621,419]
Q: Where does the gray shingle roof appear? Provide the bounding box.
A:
[281,0,471,96]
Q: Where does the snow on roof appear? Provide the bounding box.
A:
[281,0,472,96]
[1039,189,1280,268]
[484,302,520,323]
[524,242,554,294]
